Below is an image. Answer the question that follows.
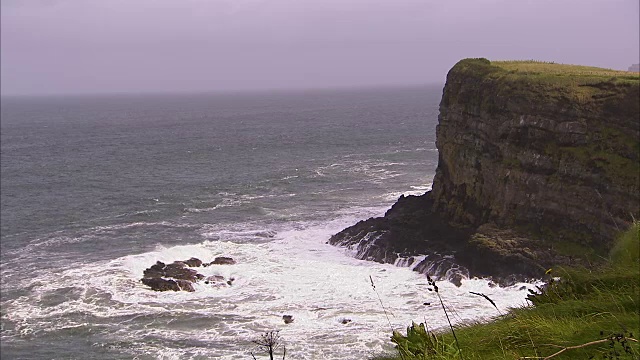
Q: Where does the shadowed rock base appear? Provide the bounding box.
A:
[330,194,587,285]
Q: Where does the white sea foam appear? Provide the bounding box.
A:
[314,159,408,183]
[92,221,187,232]
[114,209,160,218]
[1,212,537,359]
[183,206,221,213]
[381,182,433,202]
[281,175,299,181]
[185,192,299,214]
[394,255,427,268]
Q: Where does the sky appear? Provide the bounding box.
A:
[1,0,639,95]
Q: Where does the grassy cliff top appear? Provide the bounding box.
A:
[493,60,639,78]
[452,58,640,86]
[448,58,640,109]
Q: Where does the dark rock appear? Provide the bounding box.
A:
[175,279,195,292]
[143,261,167,278]
[142,261,203,282]
[163,262,203,282]
[282,315,294,324]
[449,273,464,287]
[141,260,205,291]
[208,257,236,265]
[340,318,352,324]
[141,278,181,292]
[141,256,239,291]
[182,257,203,267]
[329,195,471,267]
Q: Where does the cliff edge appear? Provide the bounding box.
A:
[330,59,640,284]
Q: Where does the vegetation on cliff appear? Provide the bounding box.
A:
[375,223,639,360]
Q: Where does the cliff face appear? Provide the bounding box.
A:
[330,59,640,283]
[433,59,639,245]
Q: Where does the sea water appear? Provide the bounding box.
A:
[0,86,535,359]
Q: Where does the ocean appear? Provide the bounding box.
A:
[0,86,534,359]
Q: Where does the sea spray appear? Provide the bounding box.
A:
[2,215,538,359]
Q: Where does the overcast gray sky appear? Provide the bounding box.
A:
[1,0,638,95]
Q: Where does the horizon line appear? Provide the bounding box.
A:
[0,82,444,98]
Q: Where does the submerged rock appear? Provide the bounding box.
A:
[182,257,203,267]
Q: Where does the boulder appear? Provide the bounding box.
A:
[175,279,195,292]
[163,262,204,282]
[141,260,203,292]
[143,261,167,278]
[182,257,203,267]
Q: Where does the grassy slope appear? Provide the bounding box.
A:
[374,225,639,360]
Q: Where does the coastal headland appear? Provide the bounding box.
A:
[330,58,640,284]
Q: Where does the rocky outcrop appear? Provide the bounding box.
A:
[143,260,205,282]
[140,257,236,292]
[330,59,639,283]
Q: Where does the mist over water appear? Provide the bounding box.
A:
[1,86,535,359]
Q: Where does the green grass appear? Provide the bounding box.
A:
[610,222,640,267]
[375,223,640,359]
[449,58,639,107]
[489,60,640,87]
[493,60,639,80]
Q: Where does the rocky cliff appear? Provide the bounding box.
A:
[330,59,640,284]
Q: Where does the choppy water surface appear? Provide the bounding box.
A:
[1,87,534,359]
